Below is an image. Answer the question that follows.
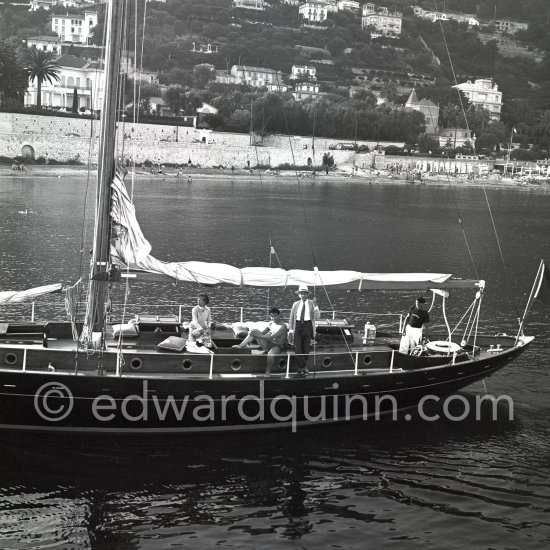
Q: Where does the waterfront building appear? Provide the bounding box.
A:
[24,54,104,111]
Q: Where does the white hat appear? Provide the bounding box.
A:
[296,284,310,294]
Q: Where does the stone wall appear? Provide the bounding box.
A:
[0,112,364,168]
[0,112,492,173]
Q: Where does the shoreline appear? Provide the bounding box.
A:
[1,164,548,190]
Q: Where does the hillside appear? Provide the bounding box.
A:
[1,0,549,156]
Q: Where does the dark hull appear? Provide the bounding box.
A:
[0,339,530,433]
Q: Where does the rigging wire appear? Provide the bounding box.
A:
[433,0,519,322]
[275,78,357,365]
[429,0,479,280]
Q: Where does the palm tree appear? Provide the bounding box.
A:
[23,48,60,109]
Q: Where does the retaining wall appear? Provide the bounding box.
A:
[0,112,363,168]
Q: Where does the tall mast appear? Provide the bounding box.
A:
[85,0,125,338]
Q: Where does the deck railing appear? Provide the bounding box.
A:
[1,301,404,332]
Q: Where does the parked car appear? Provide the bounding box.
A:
[329,142,360,151]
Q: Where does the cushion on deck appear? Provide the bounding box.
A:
[157,336,186,352]
[112,321,139,338]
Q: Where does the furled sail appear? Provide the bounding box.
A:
[108,169,480,290]
[0,283,63,304]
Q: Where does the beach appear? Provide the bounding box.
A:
[1,162,548,189]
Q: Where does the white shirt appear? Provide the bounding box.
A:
[297,300,311,321]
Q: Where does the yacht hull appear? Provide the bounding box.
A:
[0,340,530,433]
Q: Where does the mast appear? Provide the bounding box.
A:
[85,0,125,339]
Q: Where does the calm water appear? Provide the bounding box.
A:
[0,175,549,549]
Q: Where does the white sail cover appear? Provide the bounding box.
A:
[109,169,454,288]
[0,283,63,304]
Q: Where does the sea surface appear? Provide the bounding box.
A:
[0,174,549,549]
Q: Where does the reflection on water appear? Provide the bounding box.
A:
[1,401,549,549]
[1,176,550,548]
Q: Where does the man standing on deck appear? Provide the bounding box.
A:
[399,296,430,353]
[288,284,320,376]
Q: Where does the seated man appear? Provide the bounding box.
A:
[233,307,288,374]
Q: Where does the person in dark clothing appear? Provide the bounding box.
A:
[399,296,430,353]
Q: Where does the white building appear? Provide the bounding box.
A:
[494,19,528,34]
[191,42,219,54]
[232,0,265,10]
[453,78,503,120]
[25,54,104,111]
[293,82,322,101]
[299,1,329,23]
[196,103,219,116]
[404,89,439,136]
[30,0,95,10]
[216,65,284,88]
[52,11,98,44]
[267,83,290,92]
[338,0,360,12]
[411,7,478,26]
[439,127,474,148]
[26,35,62,55]
[361,4,402,36]
[290,65,317,81]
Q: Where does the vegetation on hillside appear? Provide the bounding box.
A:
[0,0,549,156]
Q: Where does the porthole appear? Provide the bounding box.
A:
[231,359,242,371]
[362,355,372,366]
[277,358,287,370]
[322,357,332,368]
[182,359,193,371]
[130,357,143,370]
[5,353,17,366]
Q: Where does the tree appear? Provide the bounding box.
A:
[417,135,440,155]
[322,152,334,174]
[71,87,79,113]
[183,91,203,115]
[380,80,399,103]
[0,41,27,106]
[193,64,214,89]
[163,84,185,115]
[326,37,346,57]
[23,47,60,109]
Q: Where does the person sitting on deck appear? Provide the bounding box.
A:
[232,307,288,374]
[188,293,212,346]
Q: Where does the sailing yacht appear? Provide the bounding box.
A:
[0,2,541,434]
